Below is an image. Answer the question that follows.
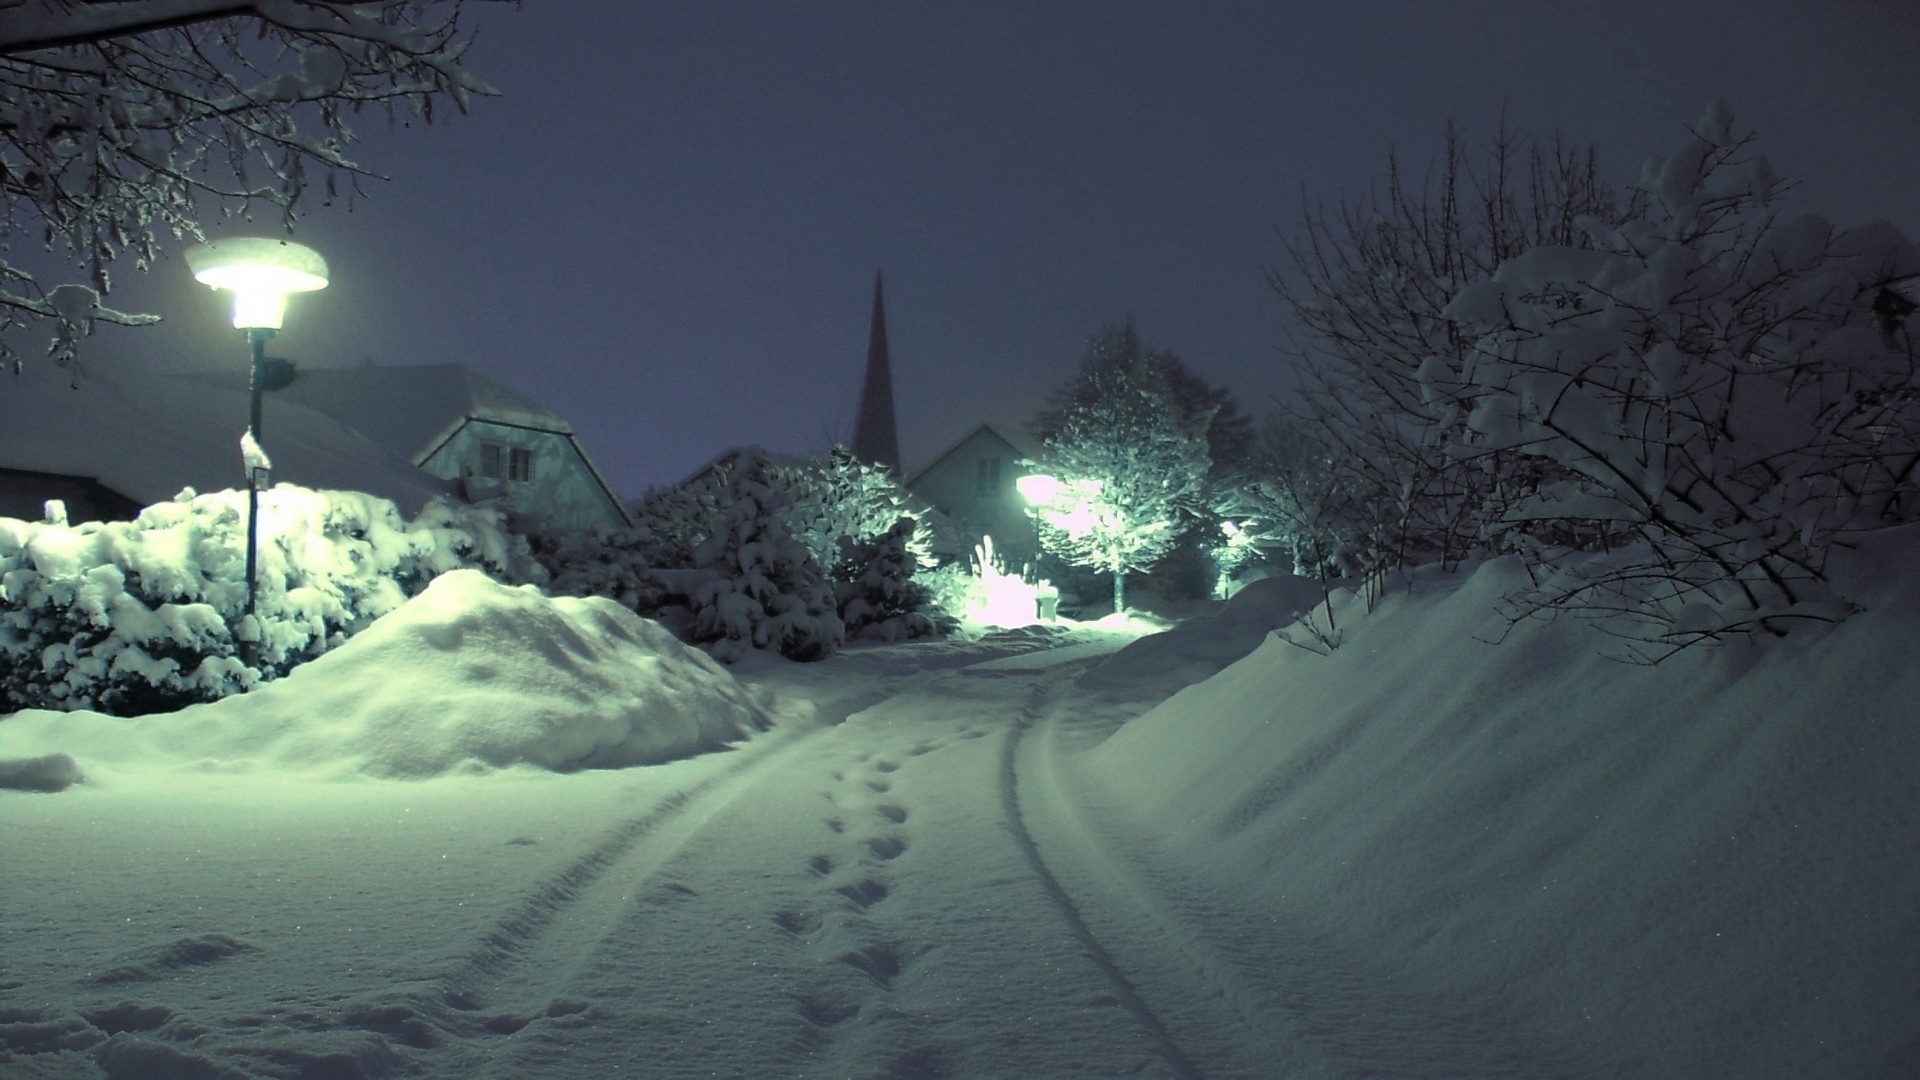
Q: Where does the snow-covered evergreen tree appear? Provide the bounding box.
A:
[831,516,947,641]
[526,520,667,616]
[682,448,843,663]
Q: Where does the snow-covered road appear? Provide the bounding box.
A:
[4,629,1250,1079]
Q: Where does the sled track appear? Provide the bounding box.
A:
[998,682,1206,1080]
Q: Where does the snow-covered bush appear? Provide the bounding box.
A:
[832,516,949,641]
[681,449,843,663]
[1272,119,1643,584]
[613,445,951,655]
[777,444,936,572]
[525,519,667,615]
[1437,104,1920,654]
[917,561,984,624]
[0,486,531,715]
[1270,105,1920,654]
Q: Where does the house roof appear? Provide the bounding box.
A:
[905,422,1048,489]
[176,363,571,465]
[0,360,454,514]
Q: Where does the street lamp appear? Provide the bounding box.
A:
[186,238,329,669]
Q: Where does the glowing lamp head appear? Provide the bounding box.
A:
[187,238,328,330]
[1016,473,1061,506]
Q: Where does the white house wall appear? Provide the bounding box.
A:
[420,420,627,532]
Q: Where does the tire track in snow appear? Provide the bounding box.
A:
[1025,685,1597,1079]
[998,680,1208,1080]
[399,718,832,1049]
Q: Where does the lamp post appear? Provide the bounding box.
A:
[185,238,328,668]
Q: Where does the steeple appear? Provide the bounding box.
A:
[851,270,900,474]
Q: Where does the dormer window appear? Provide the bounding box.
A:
[479,442,504,479]
[509,446,532,482]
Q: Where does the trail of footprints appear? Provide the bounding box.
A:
[772,736,958,1038]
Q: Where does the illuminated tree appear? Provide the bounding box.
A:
[0,0,506,368]
[1027,330,1211,612]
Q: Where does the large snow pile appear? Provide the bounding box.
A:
[0,570,770,781]
[1080,527,1920,1078]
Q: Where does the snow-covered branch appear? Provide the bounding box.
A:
[0,0,510,369]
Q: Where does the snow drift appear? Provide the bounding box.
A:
[0,570,770,779]
[1080,528,1920,1078]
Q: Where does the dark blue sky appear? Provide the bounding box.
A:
[93,0,1920,497]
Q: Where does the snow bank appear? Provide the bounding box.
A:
[0,570,770,780]
[1081,532,1920,1077]
[1075,573,1335,701]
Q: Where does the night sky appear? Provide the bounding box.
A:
[83,0,1920,498]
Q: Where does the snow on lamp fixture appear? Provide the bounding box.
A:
[187,237,328,676]
[186,237,328,330]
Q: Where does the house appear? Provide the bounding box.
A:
[905,422,1048,567]
[0,361,629,532]
[180,364,631,532]
[0,359,452,523]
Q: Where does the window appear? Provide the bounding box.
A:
[975,456,1001,495]
[479,442,503,479]
[509,446,533,483]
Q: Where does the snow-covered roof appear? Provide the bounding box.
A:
[174,363,571,466]
[905,422,1048,488]
[0,360,454,514]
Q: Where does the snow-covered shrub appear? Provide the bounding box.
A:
[628,465,739,571]
[1437,103,1920,655]
[776,445,936,572]
[832,517,949,641]
[682,449,843,663]
[525,519,667,615]
[917,561,983,624]
[0,486,531,715]
[1272,119,1644,585]
[616,445,952,654]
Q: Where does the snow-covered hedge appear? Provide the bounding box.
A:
[536,445,950,662]
[0,486,533,715]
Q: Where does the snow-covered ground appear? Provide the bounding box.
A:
[2,542,1916,1078]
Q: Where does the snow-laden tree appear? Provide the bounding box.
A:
[775,443,934,573]
[830,515,946,641]
[1028,330,1212,613]
[1035,319,1250,487]
[1270,119,1644,581]
[0,0,503,369]
[1435,103,1920,656]
[682,447,843,663]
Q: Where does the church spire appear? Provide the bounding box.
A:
[851,270,900,474]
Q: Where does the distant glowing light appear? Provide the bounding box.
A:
[187,238,329,330]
